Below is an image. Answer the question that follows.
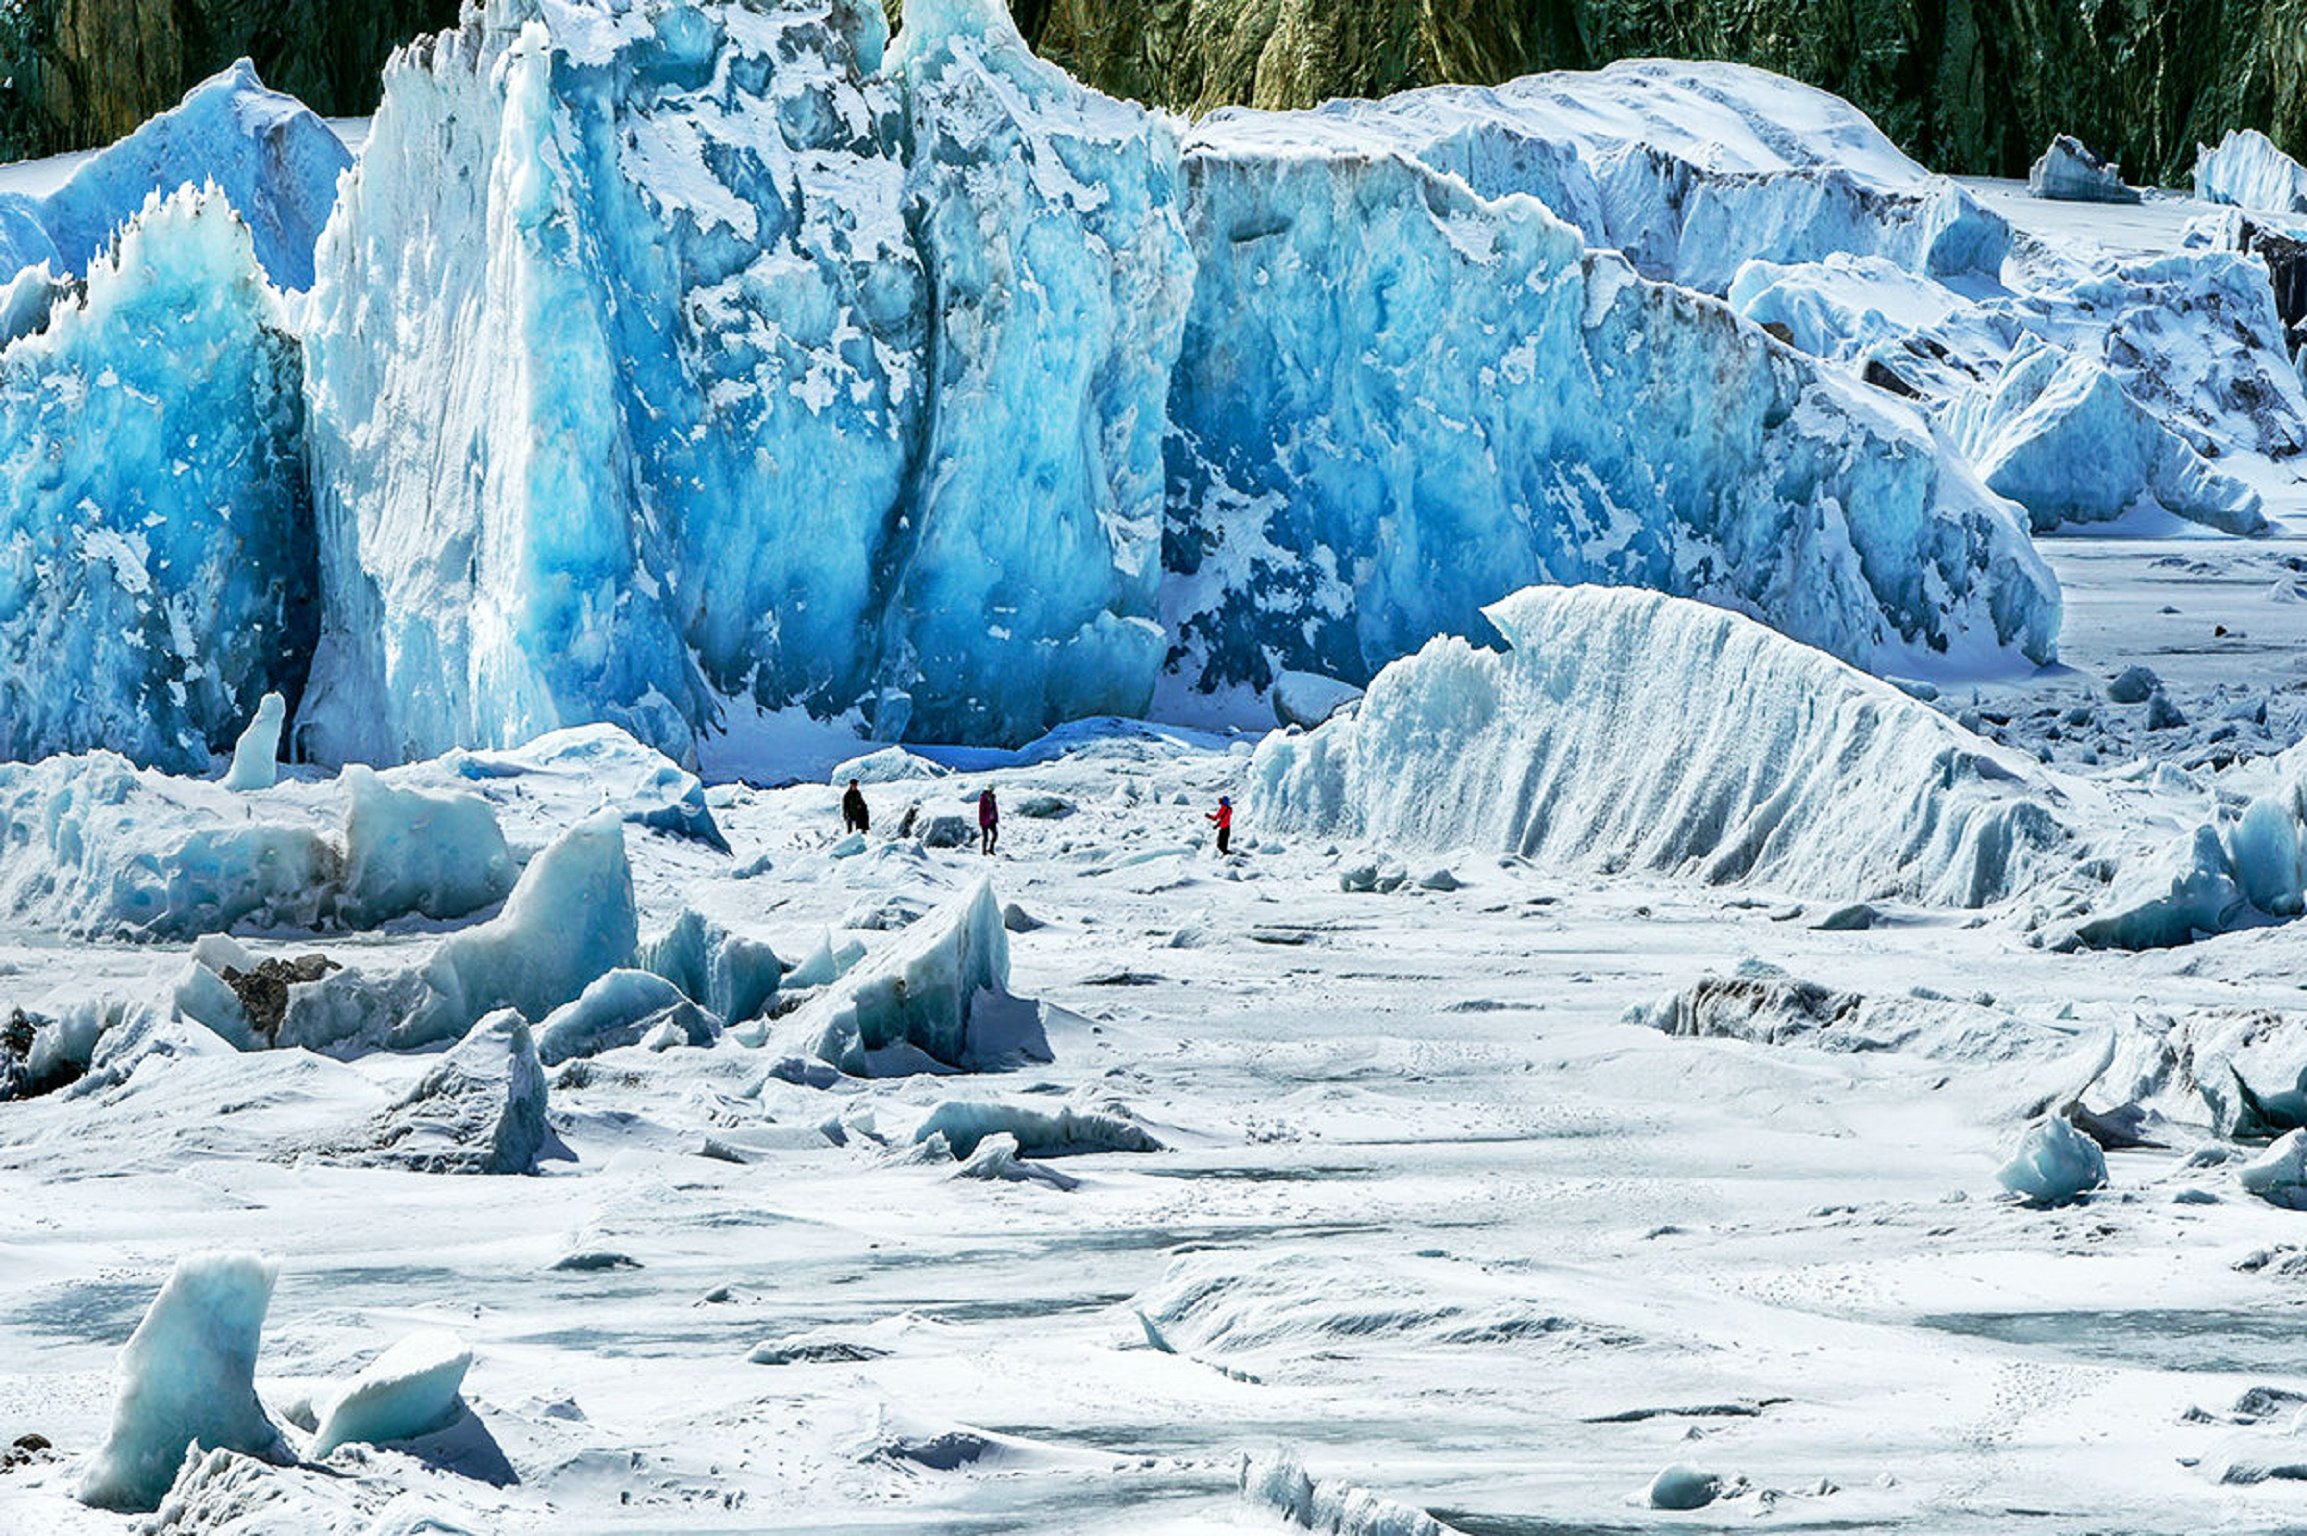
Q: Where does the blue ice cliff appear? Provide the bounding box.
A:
[2,0,2074,768]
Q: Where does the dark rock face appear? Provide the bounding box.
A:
[0,0,459,158]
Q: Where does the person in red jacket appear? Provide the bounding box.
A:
[978,787,999,856]
[1207,796,1233,855]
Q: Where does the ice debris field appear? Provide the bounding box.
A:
[24,0,2307,1530]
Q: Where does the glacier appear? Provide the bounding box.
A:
[0,187,313,772]
[1186,60,2010,298]
[270,1,2063,766]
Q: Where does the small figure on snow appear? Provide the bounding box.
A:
[1207,796,1234,855]
[978,787,1000,856]
[841,778,870,835]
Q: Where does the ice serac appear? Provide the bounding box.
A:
[2028,135,2140,205]
[0,187,314,772]
[80,1252,291,1513]
[402,809,639,1048]
[0,58,351,290]
[1184,60,2007,299]
[1165,138,2057,703]
[1947,338,2268,536]
[876,0,1193,741]
[300,0,922,765]
[1249,586,2072,908]
[2196,129,2307,215]
[795,880,1049,1074]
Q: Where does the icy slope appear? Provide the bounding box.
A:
[1187,60,2009,296]
[1165,142,2059,699]
[0,59,349,290]
[299,0,921,765]
[0,188,314,772]
[1249,585,2074,907]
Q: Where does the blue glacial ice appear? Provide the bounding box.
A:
[2196,128,2307,216]
[0,187,313,771]
[298,0,922,766]
[270,0,2060,766]
[80,1252,291,1513]
[309,1331,473,1457]
[0,58,349,290]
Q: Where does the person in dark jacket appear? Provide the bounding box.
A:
[1207,796,1234,855]
[842,779,870,834]
[978,787,999,856]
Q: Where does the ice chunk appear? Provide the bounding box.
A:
[2240,1131,2307,1210]
[1647,1464,1725,1510]
[1996,1116,2108,1205]
[79,1252,290,1513]
[0,754,339,939]
[310,1331,472,1457]
[1166,131,2055,710]
[2197,129,2307,215]
[1239,1446,1451,1536]
[910,1097,1161,1157]
[221,694,286,792]
[633,908,781,1023]
[2065,826,2250,952]
[792,882,1048,1075]
[0,59,350,289]
[401,811,638,1049]
[444,726,726,851]
[949,1132,1080,1190]
[536,969,718,1067]
[0,751,515,941]
[2108,666,2162,704]
[1272,671,1363,731]
[1947,338,2267,536]
[2028,136,2141,205]
[1250,586,2071,907]
[829,747,948,786]
[0,187,314,772]
[353,1009,563,1175]
[337,767,517,929]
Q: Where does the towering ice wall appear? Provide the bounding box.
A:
[1163,142,2059,702]
[872,0,1193,741]
[300,0,925,765]
[0,188,313,771]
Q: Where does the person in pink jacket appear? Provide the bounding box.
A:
[978,787,999,856]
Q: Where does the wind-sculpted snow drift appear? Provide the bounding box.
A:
[1251,585,2074,907]
[277,0,2055,764]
